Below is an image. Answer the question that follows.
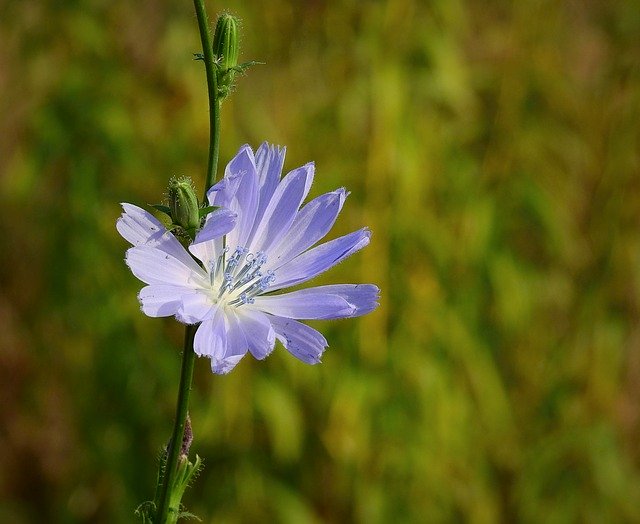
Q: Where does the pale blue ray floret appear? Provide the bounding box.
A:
[117,143,379,374]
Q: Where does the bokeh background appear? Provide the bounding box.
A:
[1,0,640,522]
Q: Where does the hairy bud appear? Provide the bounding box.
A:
[168,177,199,231]
[213,13,239,71]
[212,13,240,98]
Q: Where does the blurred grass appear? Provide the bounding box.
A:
[1,0,640,522]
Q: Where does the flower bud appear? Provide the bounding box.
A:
[168,177,199,231]
[212,13,240,97]
[213,13,239,70]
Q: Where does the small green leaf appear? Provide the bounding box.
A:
[150,204,172,215]
[199,205,218,218]
[178,509,202,521]
[134,501,156,523]
[233,60,264,73]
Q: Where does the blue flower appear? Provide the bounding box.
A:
[117,143,379,374]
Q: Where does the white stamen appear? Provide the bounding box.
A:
[210,246,274,308]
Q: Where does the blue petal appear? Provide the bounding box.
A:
[206,177,237,208]
[267,284,380,318]
[188,238,220,275]
[189,208,237,269]
[126,246,208,287]
[138,285,184,317]
[248,162,314,254]
[253,292,355,320]
[193,208,237,244]
[324,284,380,316]
[207,145,259,249]
[176,290,215,324]
[194,307,247,374]
[194,306,225,358]
[117,203,194,268]
[216,311,249,374]
[268,315,328,364]
[269,228,371,290]
[254,142,286,226]
[266,188,347,269]
[117,203,165,245]
[236,308,276,360]
[206,144,253,205]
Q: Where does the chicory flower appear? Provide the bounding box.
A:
[117,143,379,373]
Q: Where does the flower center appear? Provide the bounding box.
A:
[208,246,275,308]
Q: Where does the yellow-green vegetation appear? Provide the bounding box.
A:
[1,1,639,522]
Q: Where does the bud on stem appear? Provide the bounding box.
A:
[168,177,200,231]
[213,13,239,72]
[212,13,240,99]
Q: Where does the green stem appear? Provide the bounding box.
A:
[154,3,221,522]
[155,325,197,523]
[193,0,221,198]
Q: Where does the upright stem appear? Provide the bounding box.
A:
[193,0,221,197]
[155,325,197,523]
[154,2,221,522]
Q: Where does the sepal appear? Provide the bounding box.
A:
[150,204,172,216]
[167,454,204,522]
[198,205,218,218]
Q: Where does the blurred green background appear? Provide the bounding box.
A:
[1,0,640,522]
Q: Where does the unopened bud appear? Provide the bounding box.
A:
[213,13,239,71]
[168,177,199,231]
[212,13,240,98]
